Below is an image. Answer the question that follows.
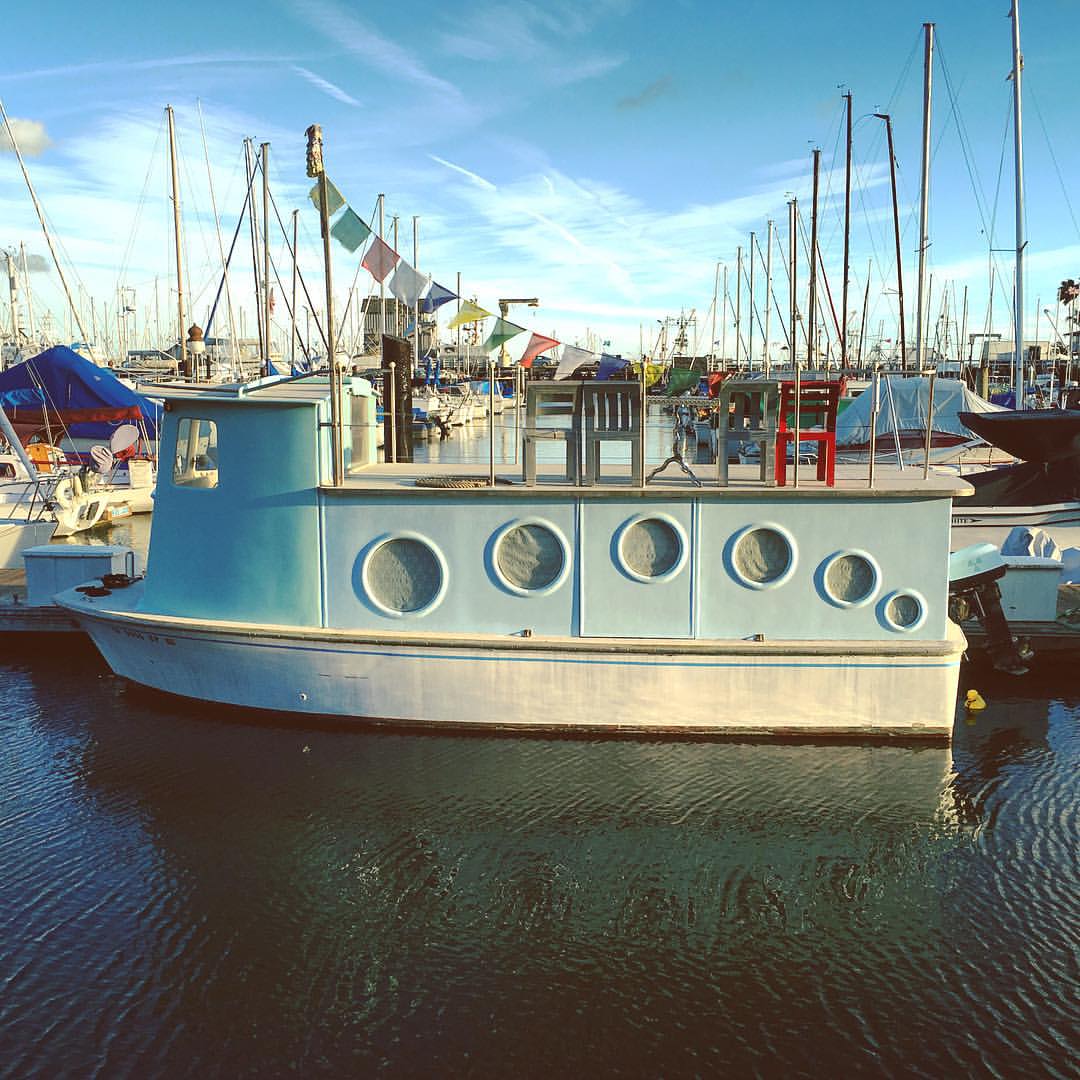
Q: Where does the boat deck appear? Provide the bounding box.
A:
[326,461,972,499]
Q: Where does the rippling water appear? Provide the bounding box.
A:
[3,417,1077,1075]
[0,645,1076,1077]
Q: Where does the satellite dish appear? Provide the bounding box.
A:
[110,424,140,454]
[90,445,115,473]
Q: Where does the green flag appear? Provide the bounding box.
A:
[665,368,701,396]
[481,318,526,353]
[308,177,345,216]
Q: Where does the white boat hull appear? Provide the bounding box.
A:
[63,595,965,740]
[951,501,1080,551]
[0,518,56,570]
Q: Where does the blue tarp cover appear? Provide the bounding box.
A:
[0,345,159,440]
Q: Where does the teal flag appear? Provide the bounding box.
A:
[330,207,372,252]
[308,178,346,216]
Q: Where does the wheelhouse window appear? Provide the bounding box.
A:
[173,418,219,488]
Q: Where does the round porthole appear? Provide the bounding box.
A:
[492,520,570,596]
[616,515,687,583]
[729,523,796,589]
[881,589,927,632]
[362,534,446,616]
[820,550,880,608]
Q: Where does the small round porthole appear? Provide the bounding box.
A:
[820,550,880,608]
[492,520,570,596]
[881,589,927,632]
[362,534,447,616]
[616,515,687,583]
[729,523,796,589]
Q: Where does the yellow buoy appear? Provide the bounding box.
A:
[965,689,987,711]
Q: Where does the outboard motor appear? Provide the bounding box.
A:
[949,544,1031,675]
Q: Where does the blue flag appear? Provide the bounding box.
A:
[597,353,629,380]
[421,281,458,313]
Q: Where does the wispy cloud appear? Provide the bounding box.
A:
[0,116,51,156]
[290,0,481,130]
[617,76,672,111]
[291,65,361,107]
[439,1,626,89]
[0,52,298,84]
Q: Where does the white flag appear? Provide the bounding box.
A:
[388,259,431,307]
[554,344,594,380]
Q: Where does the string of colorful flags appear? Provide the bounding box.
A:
[310,177,688,386]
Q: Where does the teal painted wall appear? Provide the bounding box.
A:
[142,400,322,626]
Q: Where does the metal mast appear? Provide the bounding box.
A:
[166,105,188,376]
[808,149,821,369]
[842,91,852,369]
[0,97,95,360]
[915,22,935,371]
[1011,0,1026,409]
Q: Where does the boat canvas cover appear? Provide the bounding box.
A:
[836,376,1003,447]
[0,345,159,440]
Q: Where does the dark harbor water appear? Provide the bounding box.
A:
[0,646,1076,1077]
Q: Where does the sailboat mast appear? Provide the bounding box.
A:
[842,91,852,369]
[808,149,820,369]
[166,104,188,376]
[877,113,907,371]
[709,261,720,364]
[735,246,743,369]
[789,198,798,368]
[0,97,95,361]
[290,209,298,373]
[1011,0,1026,409]
[261,142,272,376]
[764,220,773,376]
[915,22,934,372]
[748,232,756,368]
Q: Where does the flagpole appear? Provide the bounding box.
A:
[306,123,342,486]
[455,271,462,374]
[412,216,420,375]
[378,194,386,342]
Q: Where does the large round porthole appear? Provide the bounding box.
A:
[729,523,796,589]
[820,550,880,608]
[492,520,570,596]
[362,534,446,616]
[881,589,926,632]
[616,515,687,583]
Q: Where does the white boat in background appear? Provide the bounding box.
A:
[836,375,1004,467]
[0,517,55,570]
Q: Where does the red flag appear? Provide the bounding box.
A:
[519,332,560,368]
[361,236,399,283]
[706,371,727,397]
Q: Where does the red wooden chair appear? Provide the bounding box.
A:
[775,378,845,486]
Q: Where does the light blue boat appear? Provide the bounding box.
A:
[57,375,968,738]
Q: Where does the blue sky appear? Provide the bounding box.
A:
[2,0,1078,359]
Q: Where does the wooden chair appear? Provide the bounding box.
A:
[522,381,582,485]
[715,380,780,486]
[581,381,643,486]
[775,379,844,486]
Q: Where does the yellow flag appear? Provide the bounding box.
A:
[447,300,492,329]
